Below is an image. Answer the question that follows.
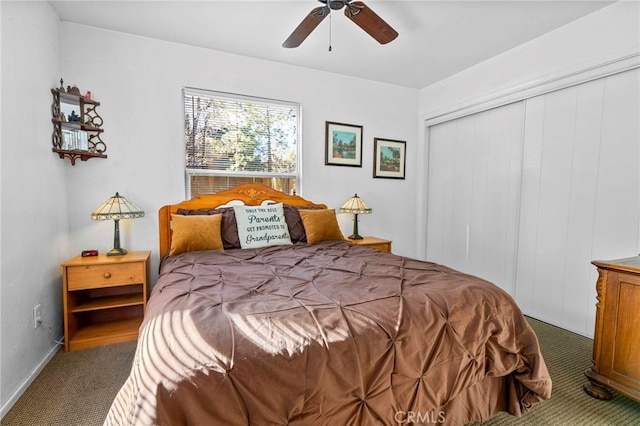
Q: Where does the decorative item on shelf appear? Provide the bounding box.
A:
[66,85,81,96]
[91,192,145,256]
[68,110,82,123]
[340,193,372,240]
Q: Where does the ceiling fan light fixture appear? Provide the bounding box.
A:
[328,0,346,10]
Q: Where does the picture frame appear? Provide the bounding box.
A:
[373,138,406,179]
[325,121,363,167]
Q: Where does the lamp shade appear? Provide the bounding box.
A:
[91,192,144,256]
[339,194,372,215]
[91,192,145,221]
[340,194,371,240]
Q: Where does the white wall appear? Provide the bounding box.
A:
[60,23,419,280]
[1,1,69,416]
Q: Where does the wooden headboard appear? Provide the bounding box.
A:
[158,183,327,256]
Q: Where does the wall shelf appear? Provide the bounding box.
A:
[51,82,108,165]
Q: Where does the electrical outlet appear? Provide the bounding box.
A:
[33,304,42,328]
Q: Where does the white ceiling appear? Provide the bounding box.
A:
[48,0,614,89]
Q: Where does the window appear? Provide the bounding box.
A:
[184,88,300,198]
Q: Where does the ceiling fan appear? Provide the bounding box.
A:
[283,0,398,48]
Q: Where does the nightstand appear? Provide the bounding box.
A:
[348,236,392,253]
[61,251,150,352]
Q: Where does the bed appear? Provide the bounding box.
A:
[105,184,551,425]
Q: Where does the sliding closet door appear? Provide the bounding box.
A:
[516,68,640,336]
[426,102,525,294]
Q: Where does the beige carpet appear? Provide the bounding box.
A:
[2,318,639,425]
[1,341,137,426]
[473,317,640,426]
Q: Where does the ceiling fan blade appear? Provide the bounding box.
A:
[344,1,398,45]
[283,6,330,48]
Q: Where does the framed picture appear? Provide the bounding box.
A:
[325,121,363,167]
[373,138,406,179]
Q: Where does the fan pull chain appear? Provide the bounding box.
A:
[328,12,332,51]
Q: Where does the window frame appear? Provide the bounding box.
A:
[183,87,302,198]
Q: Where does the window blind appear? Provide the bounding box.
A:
[183,88,300,197]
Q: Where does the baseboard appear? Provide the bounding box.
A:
[0,340,62,419]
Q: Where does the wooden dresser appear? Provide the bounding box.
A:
[584,256,640,402]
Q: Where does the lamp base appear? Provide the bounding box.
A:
[107,247,128,256]
[348,213,363,240]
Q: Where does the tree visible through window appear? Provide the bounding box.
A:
[184,88,300,198]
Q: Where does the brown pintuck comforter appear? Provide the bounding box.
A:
[105,241,551,425]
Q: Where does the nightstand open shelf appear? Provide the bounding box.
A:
[71,292,144,313]
[69,317,143,351]
[61,251,150,351]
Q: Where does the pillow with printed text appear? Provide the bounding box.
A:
[233,203,292,249]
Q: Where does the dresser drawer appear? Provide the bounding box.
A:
[67,262,145,290]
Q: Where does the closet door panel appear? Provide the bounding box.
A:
[467,114,491,280]
[515,96,545,315]
[427,102,524,294]
[561,79,605,333]
[533,87,579,324]
[427,122,458,268]
[517,81,604,331]
[468,106,523,293]
[515,95,544,315]
[592,69,640,256]
[451,117,475,273]
[516,69,639,336]
[427,118,474,272]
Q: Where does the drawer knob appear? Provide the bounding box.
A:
[103,272,112,279]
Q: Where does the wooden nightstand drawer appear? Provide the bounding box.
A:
[67,262,145,290]
[349,236,392,253]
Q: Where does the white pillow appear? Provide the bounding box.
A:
[233,202,292,249]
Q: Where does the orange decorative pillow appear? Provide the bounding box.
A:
[170,213,224,256]
[299,209,345,243]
